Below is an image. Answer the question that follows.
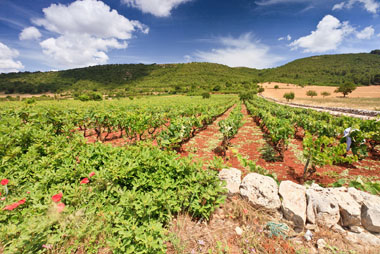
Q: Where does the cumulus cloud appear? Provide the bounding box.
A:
[332,0,379,14]
[278,34,292,41]
[122,0,191,17]
[194,33,283,69]
[19,27,42,41]
[290,15,354,53]
[0,42,24,73]
[32,0,148,69]
[356,26,375,39]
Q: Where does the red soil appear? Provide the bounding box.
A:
[181,104,380,185]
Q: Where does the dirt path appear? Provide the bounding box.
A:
[180,105,236,163]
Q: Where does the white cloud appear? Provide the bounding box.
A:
[278,34,292,41]
[356,26,375,39]
[32,0,148,69]
[290,15,354,53]
[19,26,42,41]
[255,0,310,6]
[332,2,345,10]
[194,33,283,69]
[332,0,379,14]
[0,42,24,73]
[122,0,191,17]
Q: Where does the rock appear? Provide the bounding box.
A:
[349,226,364,233]
[305,224,319,232]
[347,187,364,204]
[304,230,313,241]
[279,181,307,229]
[360,192,380,233]
[240,173,281,210]
[331,188,361,227]
[346,231,380,246]
[306,187,340,228]
[219,168,241,195]
[317,239,327,250]
[332,224,346,234]
[235,226,243,236]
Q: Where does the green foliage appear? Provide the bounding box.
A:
[334,82,357,97]
[370,49,380,55]
[321,91,331,98]
[283,92,295,102]
[332,177,380,195]
[266,222,288,239]
[274,85,279,89]
[239,92,254,101]
[202,92,211,99]
[0,96,232,253]
[306,90,317,98]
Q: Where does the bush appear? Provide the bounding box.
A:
[202,92,211,99]
[283,92,295,102]
[274,85,279,89]
[306,90,317,98]
[239,92,254,101]
[321,91,331,98]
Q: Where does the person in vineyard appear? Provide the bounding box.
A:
[341,127,366,157]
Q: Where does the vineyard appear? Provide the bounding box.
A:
[0,94,379,253]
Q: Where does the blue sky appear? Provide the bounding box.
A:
[0,0,379,72]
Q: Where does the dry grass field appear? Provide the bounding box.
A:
[261,82,380,110]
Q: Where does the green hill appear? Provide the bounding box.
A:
[1,53,380,94]
[261,53,380,86]
[0,63,259,94]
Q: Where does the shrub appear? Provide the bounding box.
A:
[274,85,279,89]
[239,92,254,101]
[283,92,295,102]
[202,92,211,99]
[321,91,331,98]
[306,90,317,98]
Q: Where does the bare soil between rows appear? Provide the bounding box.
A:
[180,104,380,185]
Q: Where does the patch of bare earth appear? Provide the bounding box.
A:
[180,105,236,164]
[261,82,380,110]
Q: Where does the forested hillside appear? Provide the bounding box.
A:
[260,53,380,86]
[1,53,380,94]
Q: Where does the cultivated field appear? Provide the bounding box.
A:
[0,95,379,253]
[261,82,380,110]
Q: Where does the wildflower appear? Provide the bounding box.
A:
[1,197,5,201]
[80,178,89,184]
[56,203,65,213]
[243,209,248,214]
[52,193,63,203]
[197,239,205,246]
[27,191,30,194]
[1,179,9,185]
[89,172,95,178]
[3,198,26,210]
[42,244,53,249]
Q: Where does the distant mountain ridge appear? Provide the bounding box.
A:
[1,53,380,94]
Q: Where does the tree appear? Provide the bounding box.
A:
[239,92,254,101]
[283,92,295,102]
[370,49,380,55]
[306,90,317,98]
[321,91,331,98]
[334,82,356,97]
